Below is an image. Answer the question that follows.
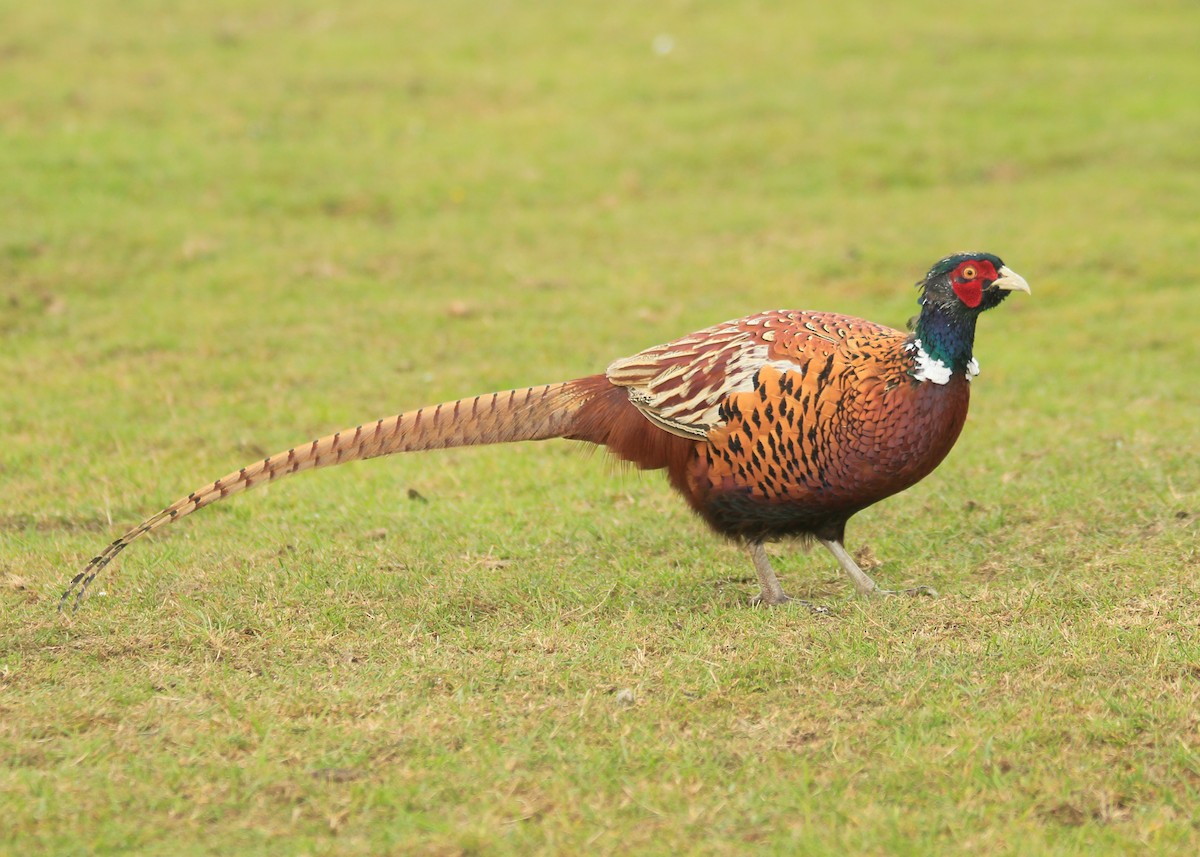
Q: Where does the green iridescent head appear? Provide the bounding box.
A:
[917,251,1030,314]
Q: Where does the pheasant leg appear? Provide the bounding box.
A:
[748,541,790,605]
[818,538,937,598]
[746,542,832,614]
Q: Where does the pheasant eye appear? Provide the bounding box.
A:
[960,265,978,280]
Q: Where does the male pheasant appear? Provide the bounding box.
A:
[62,252,1029,611]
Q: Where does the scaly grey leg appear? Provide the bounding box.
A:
[749,541,790,606]
[817,538,937,598]
[747,542,831,614]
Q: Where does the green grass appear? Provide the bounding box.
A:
[2,0,1199,853]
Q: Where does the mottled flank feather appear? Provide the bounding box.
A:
[64,253,1028,611]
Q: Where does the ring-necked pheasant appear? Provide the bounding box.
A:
[62,252,1029,611]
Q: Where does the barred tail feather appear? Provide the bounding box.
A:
[61,378,602,611]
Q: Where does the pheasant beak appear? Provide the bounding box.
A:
[992,266,1031,295]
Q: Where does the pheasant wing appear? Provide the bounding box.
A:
[606,311,901,438]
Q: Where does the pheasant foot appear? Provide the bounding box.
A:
[748,591,833,614]
[747,541,832,613]
[869,585,939,598]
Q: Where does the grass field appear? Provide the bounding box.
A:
[2,0,1199,853]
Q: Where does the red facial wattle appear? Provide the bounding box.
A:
[952,279,983,308]
[951,259,998,308]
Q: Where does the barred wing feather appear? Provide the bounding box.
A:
[605,311,900,439]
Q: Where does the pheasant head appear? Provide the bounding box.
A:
[919,252,1030,314]
[909,251,1030,380]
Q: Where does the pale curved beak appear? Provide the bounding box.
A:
[993,266,1031,295]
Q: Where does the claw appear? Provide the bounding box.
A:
[872,585,939,599]
[749,593,832,615]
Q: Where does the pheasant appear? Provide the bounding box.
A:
[62,252,1029,611]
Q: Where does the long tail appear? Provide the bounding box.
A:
[61,378,605,611]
